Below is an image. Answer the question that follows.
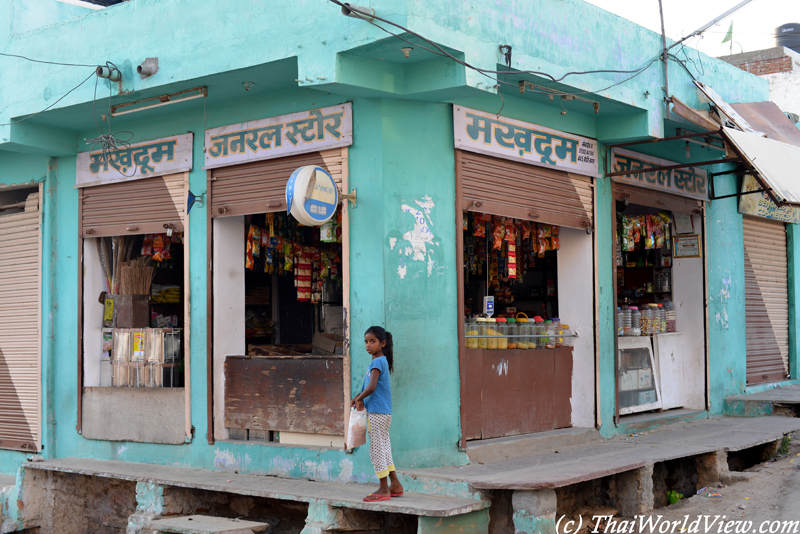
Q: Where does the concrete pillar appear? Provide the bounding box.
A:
[511,489,556,534]
[696,452,722,489]
[301,499,382,534]
[126,481,165,534]
[417,509,490,534]
[616,465,654,517]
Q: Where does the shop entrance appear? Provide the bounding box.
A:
[456,151,596,442]
[613,185,707,416]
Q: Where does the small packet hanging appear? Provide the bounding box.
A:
[521,221,532,240]
[152,235,166,262]
[251,225,262,257]
[538,238,547,258]
[543,225,552,238]
[504,220,516,243]
[141,234,154,256]
[551,236,560,250]
[645,215,655,249]
[283,241,293,271]
[492,217,505,250]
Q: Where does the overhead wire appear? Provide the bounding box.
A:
[85,61,135,174]
[0,70,96,127]
[0,51,97,68]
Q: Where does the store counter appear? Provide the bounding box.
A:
[462,347,573,439]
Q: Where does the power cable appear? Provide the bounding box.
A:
[0,51,97,68]
[0,71,96,127]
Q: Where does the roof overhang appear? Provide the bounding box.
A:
[721,126,800,207]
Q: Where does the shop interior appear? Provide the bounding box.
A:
[461,211,595,434]
[212,211,345,445]
[615,200,706,415]
[83,233,185,389]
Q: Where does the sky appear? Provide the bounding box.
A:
[581,0,799,58]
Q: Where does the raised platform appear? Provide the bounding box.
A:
[726,385,800,416]
[406,416,800,490]
[24,457,487,518]
[465,427,600,464]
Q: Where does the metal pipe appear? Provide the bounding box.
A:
[606,129,724,150]
[658,0,670,121]
[0,201,26,211]
[604,157,739,178]
[667,0,755,52]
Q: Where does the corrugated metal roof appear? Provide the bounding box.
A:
[731,101,800,148]
[722,126,800,207]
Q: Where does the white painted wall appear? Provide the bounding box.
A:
[82,238,108,387]
[670,214,706,410]
[766,70,800,117]
[213,216,246,440]
[557,227,595,428]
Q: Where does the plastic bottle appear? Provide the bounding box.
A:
[477,318,488,349]
[629,306,641,336]
[533,316,545,348]
[551,317,562,347]
[486,318,498,349]
[561,324,575,347]
[465,317,479,349]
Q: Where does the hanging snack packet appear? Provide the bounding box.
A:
[543,225,552,238]
[283,241,293,272]
[645,215,655,249]
[251,225,262,257]
[504,219,516,243]
[264,246,274,274]
[492,217,505,250]
[152,235,166,262]
[507,242,517,279]
[141,234,154,256]
[538,238,547,257]
[463,211,469,231]
[521,221,532,240]
[551,235,560,251]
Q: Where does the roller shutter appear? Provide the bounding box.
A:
[210,149,347,218]
[0,192,42,452]
[79,173,186,237]
[456,150,593,229]
[744,217,789,384]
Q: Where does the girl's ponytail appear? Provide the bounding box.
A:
[365,326,394,373]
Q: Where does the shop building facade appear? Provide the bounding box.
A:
[1,0,798,528]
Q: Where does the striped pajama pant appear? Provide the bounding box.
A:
[367,413,395,478]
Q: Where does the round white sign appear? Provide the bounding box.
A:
[285,165,339,226]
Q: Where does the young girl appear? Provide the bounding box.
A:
[351,326,404,502]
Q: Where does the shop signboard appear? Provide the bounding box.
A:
[286,165,339,226]
[610,148,708,202]
[738,174,800,224]
[204,103,352,169]
[76,133,193,188]
[453,106,599,177]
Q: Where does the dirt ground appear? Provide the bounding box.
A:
[641,430,800,532]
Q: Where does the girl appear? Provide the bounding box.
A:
[351,326,404,502]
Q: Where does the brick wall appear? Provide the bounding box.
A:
[731,56,793,76]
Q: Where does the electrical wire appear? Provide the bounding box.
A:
[329,0,664,101]
[0,51,97,68]
[85,62,134,175]
[328,0,663,85]
[0,71,96,127]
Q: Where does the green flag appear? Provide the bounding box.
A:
[722,21,733,43]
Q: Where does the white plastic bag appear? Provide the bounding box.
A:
[346,408,367,451]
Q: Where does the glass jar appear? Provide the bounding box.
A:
[507,318,517,349]
[486,318,499,349]
[629,306,641,336]
[465,317,479,349]
[496,317,508,349]
[476,317,489,349]
[551,317,562,347]
[533,316,545,348]
[516,318,530,349]
[544,320,556,349]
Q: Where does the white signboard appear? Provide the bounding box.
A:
[204,103,353,169]
[610,148,708,202]
[286,166,339,226]
[453,105,599,177]
[76,133,193,188]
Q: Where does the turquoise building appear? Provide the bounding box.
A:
[0,0,797,531]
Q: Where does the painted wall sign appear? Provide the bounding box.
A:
[285,166,339,226]
[76,133,193,188]
[204,103,352,169]
[453,105,599,177]
[739,174,800,224]
[610,148,708,201]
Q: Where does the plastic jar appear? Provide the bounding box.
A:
[465,317,479,349]
[496,317,508,349]
[561,324,575,347]
[551,317,562,347]
[486,318,499,349]
[477,317,489,349]
[622,306,632,336]
[657,304,667,333]
[544,320,556,349]
[629,306,641,336]
[663,300,677,332]
[507,318,517,349]
[648,303,659,334]
[533,316,546,348]
[516,317,529,349]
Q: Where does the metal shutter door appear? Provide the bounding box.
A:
[457,150,594,229]
[80,173,186,237]
[210,149,346,218]
[0,192,41,451]
[744,217,789,384]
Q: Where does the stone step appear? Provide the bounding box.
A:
[146,514,271,534]
[725,385,800,417]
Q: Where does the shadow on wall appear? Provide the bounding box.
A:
[0,348,36,451]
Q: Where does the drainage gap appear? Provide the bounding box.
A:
[652,457,699,508]
[727,439,781,472]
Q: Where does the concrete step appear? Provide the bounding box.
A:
[726,385,800,417]
[464,427,601,464]
[146,514,272,533]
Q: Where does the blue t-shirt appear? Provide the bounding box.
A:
[361,356,392,414]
